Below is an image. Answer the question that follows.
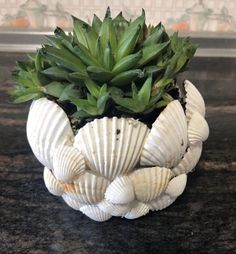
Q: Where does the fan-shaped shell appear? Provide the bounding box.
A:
[130,167,173,202]
[148,194,176,211]
[65,172,110,204]
[165,174,187,198]
[188,111,209,144]
[172,142,202,176]
[105,175,135,204]
[53,145,85,183]
[140,100,187,168]
[98,200,131,217]
[74,117,149,180]
[80,205,112,222]
[62,194,83,210]
[43,167,64,196]
[185,80,205,121]
[62,174,108,206]
[124,202,150,219]
[27,98,74,169]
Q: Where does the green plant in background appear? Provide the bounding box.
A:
[11,7,197,126]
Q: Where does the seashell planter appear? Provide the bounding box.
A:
[26,80,209,222]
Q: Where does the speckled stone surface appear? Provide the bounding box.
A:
[0,53,236,254]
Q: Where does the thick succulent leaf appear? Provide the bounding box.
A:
[41,66,70,81]
[103,43,115,70]
[59,84,81,101]
[110,69,144,87]
[44,81,66,98]
[143,23,164,47]
[112,51,142,74]
[92,14,102,34]
[87,66,114,82]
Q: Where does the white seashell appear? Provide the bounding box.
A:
[27,98,74,169]
[184,80,205,121]
[70,172,110,204]
[62,194,83,210]
[130,167,173,202]
[124,202,150,219]
[80,205,112,222]
[74,117,149,180]
[188,111,209,144]
[172,142,202,176]
[53,145,85,183]
[105,176,135,204]
[43,167,64,196]
[165,174,187,198]
[98,200,131,217]
[148,194,176,211]
[140,100,187,168]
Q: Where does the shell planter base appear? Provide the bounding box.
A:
[27,80,209,222]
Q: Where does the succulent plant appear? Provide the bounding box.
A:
[12,7,197,127]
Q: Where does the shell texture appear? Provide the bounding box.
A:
[148,194,176,211]
[130,167,173,202]
[98,200,131,216]
[53,145,85,183]
[140,100,187,168]
[188,112,209,144]
[124,202,150,219]
[80,205,112,222]
[172,142,203,176]
[62,194,83,210]
[165,174,187,198]
[105,176,135,204]
[74,117,149,180]
[72,172,110,204]
[43,167,64,196]
[27,98,74,169]
[185,80,205,121]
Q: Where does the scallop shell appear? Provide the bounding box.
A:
[130,167,173,202]
[148,194,176,211]
[27,98,74,169]
[140,100,187,168]
[43,167,64,196]
[105,176,135,204]
[80,205,112,222]
[172,142,202,176]
[98,200,131,217]
[53,145,85,183]
[65,172,110,204]
[185,80,205,121]
[74,117,149,180]
[188,111,209,144]
[124,202,150,219]
[62,194,83,210]
[165,174,187,198]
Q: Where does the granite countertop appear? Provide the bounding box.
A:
[0,53,236,254]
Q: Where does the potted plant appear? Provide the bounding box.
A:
[12,8,209,222]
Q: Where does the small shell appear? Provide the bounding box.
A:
[130,167,173,202]
[53,145,85,183]
[67,172,110,204]
[140,100,187,168]
[185,80,205,121]
[188,111,209,144]
[124,202,150,219]
[98,200,131,217]
[80,205,112,222]
[105,176,135,204]
[172,142,202,176]
[74,117,149,180]
[148,194,176,211]
[165,174,187,198]
[43,167,64,196]
[74,172,110,204]
[27,98,74,169]
[62,194,83,210]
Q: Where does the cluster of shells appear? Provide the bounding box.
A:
[27,80,209,222]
